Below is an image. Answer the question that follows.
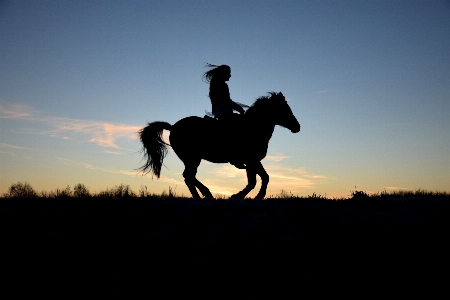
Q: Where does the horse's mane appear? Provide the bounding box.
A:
[245,92,281,117]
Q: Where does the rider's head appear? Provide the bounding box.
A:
[202,64,231,83]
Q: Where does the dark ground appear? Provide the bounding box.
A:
[1,196,449,298]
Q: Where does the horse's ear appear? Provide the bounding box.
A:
[279,92,284,97]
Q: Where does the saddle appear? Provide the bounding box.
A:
[203,114,246,169]
[203,114,244,138]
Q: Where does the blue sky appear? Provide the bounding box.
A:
[1,0,449,197]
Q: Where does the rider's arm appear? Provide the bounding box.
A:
[230,100,245,114]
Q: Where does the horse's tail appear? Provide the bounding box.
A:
[138,121,172,178]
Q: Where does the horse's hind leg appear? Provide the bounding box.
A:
[194,178,214,198]
[182,160,213,198]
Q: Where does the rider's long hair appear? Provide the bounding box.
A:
[202,63,230,83]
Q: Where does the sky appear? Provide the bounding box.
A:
[1,0,449,198]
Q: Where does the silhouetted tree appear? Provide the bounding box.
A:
[55,185,72,197]
[6,182,37,198]
[73,183,90,198]
[113,184,135,198]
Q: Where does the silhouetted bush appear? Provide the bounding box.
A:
[160,186,178,198]
[5,182,37,198]
[73,183,90,198]
[351,190,370,200]
[138,185,150,197]
[274,189,294,199]
[97,184,136,198]
[55,185,72,198]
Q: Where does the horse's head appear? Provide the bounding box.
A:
[272,92,300,133]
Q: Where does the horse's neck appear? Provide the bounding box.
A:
[245,113,276,143]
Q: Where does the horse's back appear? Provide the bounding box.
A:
[171,116,216,138]
[172,116,211,127]
[169,116,231,163]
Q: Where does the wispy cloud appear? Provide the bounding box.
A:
[57,157,73,164]
[0,142,29,156]
[82,163,139,177]
[104,149,124,155]
[0,102,142,149]
[264,164,325,190]
[0,143,27,150]
[383,186,409,191]
[199,178,240,196]
[315,90,328,94]
[264,155,290,162]
[0,103,34,119]
[212,164,245,179]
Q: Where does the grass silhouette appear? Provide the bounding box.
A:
[1,183,449,296]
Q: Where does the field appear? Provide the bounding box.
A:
[1,190,450,297]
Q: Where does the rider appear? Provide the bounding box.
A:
[203,64,247,169]
[202,64,246,120]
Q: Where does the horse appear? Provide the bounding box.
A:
[138,92,300,199]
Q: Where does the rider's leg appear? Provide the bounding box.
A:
[218,114,246,169]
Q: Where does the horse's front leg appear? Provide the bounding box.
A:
[254,161,269,199]
[230,165,256,199]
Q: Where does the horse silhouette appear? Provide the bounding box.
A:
[138,92,300,199]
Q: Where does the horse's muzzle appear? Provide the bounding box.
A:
[291,123,301,133]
